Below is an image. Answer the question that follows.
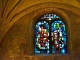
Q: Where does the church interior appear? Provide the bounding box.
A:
[0,0,80,60]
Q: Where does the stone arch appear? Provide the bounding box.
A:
[30,7,71,55]
[0,2,78,49]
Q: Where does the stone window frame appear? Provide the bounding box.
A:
[30,8,71,56]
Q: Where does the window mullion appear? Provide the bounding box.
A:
[49,21,52,53]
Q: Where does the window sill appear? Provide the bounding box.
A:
[31,53,70,56]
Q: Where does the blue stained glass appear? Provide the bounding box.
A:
[61,49,65,54]
[35,14,67,54]
[35,21,49,54]
[41,14,60,20]
[51,20,67,54]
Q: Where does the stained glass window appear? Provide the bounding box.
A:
[35,21,49,54]
[34,14,67,54]
[51,20,67,54]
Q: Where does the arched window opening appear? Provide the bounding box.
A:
[35,21,49,54]
[51,20,67,54]
[34,14,67,54]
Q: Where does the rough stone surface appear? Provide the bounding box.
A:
[0,0,80,60]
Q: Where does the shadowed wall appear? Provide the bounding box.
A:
[0,0,80,60]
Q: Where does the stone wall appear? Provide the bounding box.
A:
[0,0,80,60]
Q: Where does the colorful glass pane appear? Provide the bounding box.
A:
[35,21,49,54]
[41,14,60,20]
[35,14,67,54]
[51,20,67,54]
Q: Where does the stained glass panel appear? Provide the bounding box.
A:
[34,14,67,54]
[41,14,60,20]
[35,21,49,54]
[51,20,67,54]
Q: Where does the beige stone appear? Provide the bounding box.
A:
[0,0,80,60]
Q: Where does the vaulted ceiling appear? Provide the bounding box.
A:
[0,0,80,43]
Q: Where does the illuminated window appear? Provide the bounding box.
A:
[34,14,67,54]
